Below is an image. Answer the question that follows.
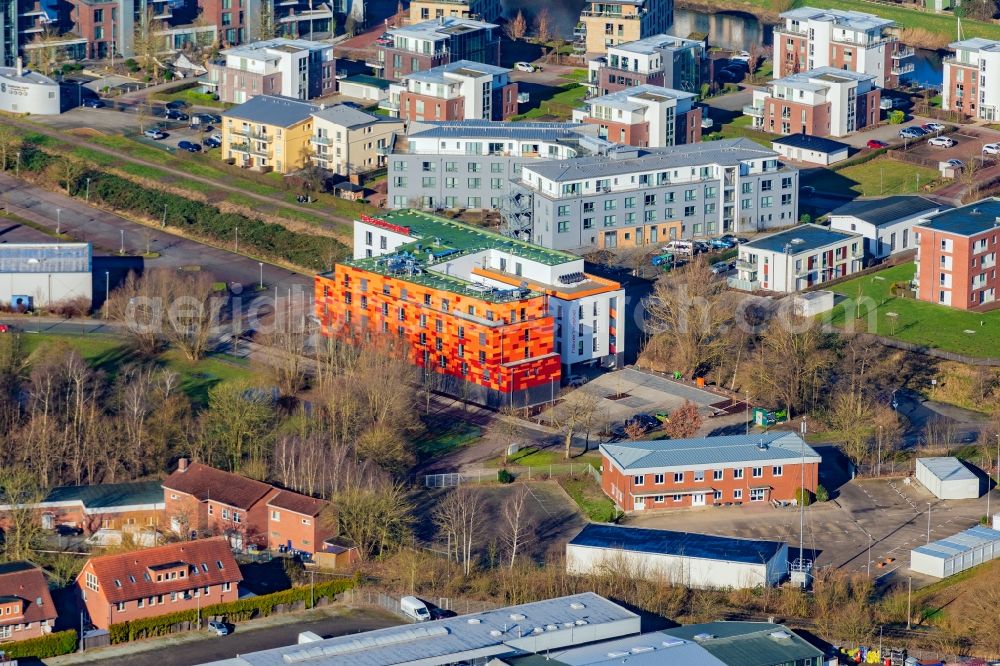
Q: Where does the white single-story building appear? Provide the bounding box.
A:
[771,134,849,166]
[910,526,1000,578]
[339,75,390,103]
[566,524,789,589]
[829,196,951,261]
[729,224,865,293]
[0,60,61,115]
[916,457,981,500]
[0,243,92,308]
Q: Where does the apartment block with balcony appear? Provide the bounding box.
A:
[315,210,625,406]
[585,34,705,96]
[310,103,402,174]
[372,17,500,81]
[730,223,864,293]
[746,66,879,137]
[913,199,1000,310]
[386,119,604,211]
[942,38,1000,121]
[408,0,500,23]
[221,94,317,173]
[774,6,913,89]
[384,60,517,122]
[575,0,672,54]
[573,84,700,147]
[511,138,799,251]
[204,38,336,104]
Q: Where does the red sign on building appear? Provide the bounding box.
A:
[361,215,411,236]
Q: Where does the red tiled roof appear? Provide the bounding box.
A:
[266,491,329,517]
[0,562,56,624]
[162,463,273,510]
[81,537,242,604]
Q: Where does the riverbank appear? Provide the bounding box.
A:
[675,0,1000,45]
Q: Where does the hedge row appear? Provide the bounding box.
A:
[0,629,78,659]
[21,147,348,271]
[109,578,355,644]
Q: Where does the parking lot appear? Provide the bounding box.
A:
[900,125,1000,168]
[626,446,991,588]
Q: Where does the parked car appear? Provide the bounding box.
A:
[514,62,536,72]
[401,596,431,622]
[928,136,955,148]
[651,252,675,266]
[899,127,924,139]
[177,140,202,152]
[692,240,711,254]
[922,122,945,132]
[983,143,1000,155]
[945,159,965,169]
[711,260,735,274]
[203,137,221,149]
[165,100,189,110]
[866,139,888,149]
[208,621,229,636]
[664,240,694,255]
[565,374,587,388]
[143,129,166,140]
[800,185,815,196]
[709,237,734,249]
[165,109,190,121]
[82,97,104,108]
[624,413,660,434]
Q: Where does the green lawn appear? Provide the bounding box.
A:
[805,157,941,197]
[824,263,1000,358]
[707,115,779,148]
[558,475,621,523]
[20,333,254,407]
[512,83,588,121]
[413,420,481,459]
[564,69,590,83]
[152,88,233,110]
[488,445,601,468]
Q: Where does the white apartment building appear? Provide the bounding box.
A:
[730,224,864,293]
[204,38,336,104]
[384,60,517,122]
[829,195,950,260]
[774,7,913,88]
[572,84,700,147]
[310,104,403,175]
[585,34,706,95]
[942,38,1000,120]
[747,67,880,137]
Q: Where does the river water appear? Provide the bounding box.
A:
[498,0,944,87]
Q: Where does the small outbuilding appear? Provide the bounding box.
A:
[0,243,92,309]
[566,524,788,589]
[339,75,391,103]
[771,134,849,166]
[910,525,1000,578]
[916,457,980,500]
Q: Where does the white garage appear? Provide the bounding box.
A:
[916,457,981,500]
[910,526,1000,578]
[566,524,788,589]
[0,243,93,309]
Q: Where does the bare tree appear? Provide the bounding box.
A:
[255,0,277,40]
[133,7,163,79]
[199,379,277,472]
[328,481,413,560]
[534,9,552,44]
[0,468,46,561]
[434,485,484,574]
[500,484,535,568]
[0,126,22,173]
[26,28,63,76]
[255,309,311,399]
[663,400,702,439]
[163,271,224,361]
[555,389,600,459]
[505,10,528,41]
[749,315,832,419]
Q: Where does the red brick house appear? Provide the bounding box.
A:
[163,460,334,554]
[0,562,57,642]
[76,538,241,630]
[600,433,820,512]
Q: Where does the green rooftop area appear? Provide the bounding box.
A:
[341,210,579,303]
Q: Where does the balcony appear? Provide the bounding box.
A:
[893,46,914,59]
[891,63,914,76]
[573,23,587,37]
[312,135,333,146]
[735,259,756,271]
[742,104,764,117]
[727,276,760,291]
[580,9,642,19]
[229,142,251,153]
[230,127,272,142]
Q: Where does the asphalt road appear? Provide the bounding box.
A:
[0,174,313,312]
[59,609,401,666]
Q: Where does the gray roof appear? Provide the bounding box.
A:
[917,457,978,484]
[204,593,638,666]
[780,6,894,31]
[312,103,382,128]
[912,525,1000,561]
[663,623,825,666]
[586,85,695,112]
[524,139,778,182]
[223,95,319,127]
[341,75,391,90]
[600,433,820,472]
[0,243,91,273]
[507,632,727,666]
[41,481,165,510]
[771,66,875,88]
[772,134,849,154]
[404,59,509,84]
[0,66,59,87]
[388,17,497,41]
[742,224,859,254]
[830,196,948,227]
[222,37,330,59]
[407,119,593,142]
[914,198,1000,237]
[949,37,1000,52]
[569,524,787,565]
[609,34,704,55]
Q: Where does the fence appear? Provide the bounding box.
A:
[343,588,499,618]
[425,462,600,487]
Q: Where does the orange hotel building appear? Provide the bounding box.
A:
[315,211,625,408]
[600,432,820,512]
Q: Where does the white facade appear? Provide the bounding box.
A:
[916,457,981,500]
[386,61,512,121]
[829,198,948,260]
[572,84,697,147]
[772,140,848,166]
[213,38,334,101]
[750,67,877,137]
[910,526,1000,578]
[732,224,864,293]
[0,243,92,307]
[943,39,1000,120]
[0,62,60,115]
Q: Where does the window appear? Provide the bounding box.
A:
[733,489,743,500]
[654,473,664,484]
[137,598,145,608]
[752,467,763,478]
[302,518,311,525]
[673,472,684,483]
[772,465,783,476]
[693,470,704,482]
[222,582,232,592]
[116,602,126,612]
[673,494,682,502]
[85,572,99,592]
[221,509,229,519]
[633,475,644,486]
[654,495,665,503]
[733,468,744,479]
[750,488,766,502]
[713,469,723,481]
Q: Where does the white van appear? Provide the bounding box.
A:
[400,596,431,622]
[664,240,693,255]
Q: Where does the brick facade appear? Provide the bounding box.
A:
[944,62,978,117]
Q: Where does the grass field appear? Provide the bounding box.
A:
[564,69,590,83]
[20,333,254,407]
[824,263,1000,358]
[152,88,233,110]
[805,157,941,197]
[413,420,481,459]
[707,115,779,148]
[512,83,588,121]
[488,445,601,468]
[558,475,620,523]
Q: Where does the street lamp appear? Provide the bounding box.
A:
[56,208,61,235]
[235,226,239,254]
[927,502,932,544]
[867,532,872,578]
[85,177,91,204]
[258,262,263,289]
[119,229,124,255]
[104,271,110,319]
[15,151,20,178]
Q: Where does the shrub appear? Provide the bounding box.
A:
[497,469,514,484]
[888,110,905,125]
[815,484,829,502]
[0,630,77,659]
[799,213,812,224]
[795,487,813,507]
[164,70,175,81]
